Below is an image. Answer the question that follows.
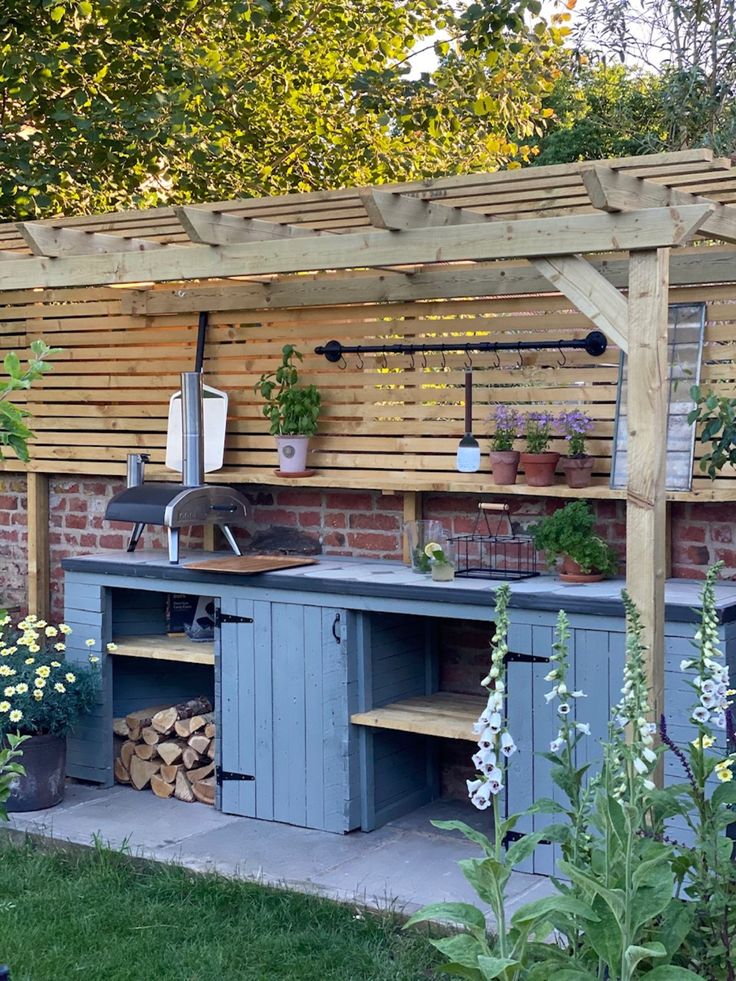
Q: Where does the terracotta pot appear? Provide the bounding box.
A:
[559,555,605,584]
[560,455,594,489]
[520,452,560,487]
[489,450,520,486]
[6,732,66,812]
[276,435,310,473]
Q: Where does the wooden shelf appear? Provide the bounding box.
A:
[351,692,486,741]
[110,634,214,666]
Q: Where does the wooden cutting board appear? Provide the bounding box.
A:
[185,554,318,574]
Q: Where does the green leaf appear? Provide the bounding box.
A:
[557,860,626,921]
[431,820,495,856]
[459,857,510,906]
[50,6,65,22]
[404,902,487,936]
[431,932,488,969]
[476,955,521,979]
[712,780,736,807]
[511,894,598,928]
[645,967,707,980]
[623,942,667,975]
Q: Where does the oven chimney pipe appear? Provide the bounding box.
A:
[181,371,205,487]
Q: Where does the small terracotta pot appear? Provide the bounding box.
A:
[560,455,594,489]
[489,450,520,486]
[559,556,605,584]
[520,452,560,487]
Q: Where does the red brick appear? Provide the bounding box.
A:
[277,489,323,508]
[0,495,18,510]
[349,512,400,531]
[252,508,298,526]
[297,511,321,528]
[66,496,88,513]
[425,494,480,515]
[711,525,733,544]
[324,492,374,511]
[80,533,97,548]
[64,514,87,529]
[324,511,346,529]
[347,531,399,551]
[322,531,346,548]
[672,565,707,580]
[376,494,403,512]
[0,511,10,526]
[672,544,710,565]
[675,524,706,544]
[99,534,125,549]
[713,548,736,568]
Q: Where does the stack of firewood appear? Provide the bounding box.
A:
[113,697,216,805]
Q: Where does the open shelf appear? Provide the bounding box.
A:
[351,692,486,741]
[110,634,215,666]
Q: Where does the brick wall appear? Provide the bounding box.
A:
[0,474,27,613]
[2,475,735,622]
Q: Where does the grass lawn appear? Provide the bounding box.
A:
[0,835,441,981]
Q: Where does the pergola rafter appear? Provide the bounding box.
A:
[359,189,488,229]
[174,206,326,245]
[16,223,165,257]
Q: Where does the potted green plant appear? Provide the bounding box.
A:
[520,410,559,486]
[0,613,99,811]
[489,405,522,485]
[255,344,321,475]
[424,541,455,582]
[557,409,595,488]
[530,500,618,582]
[0,340,59,462]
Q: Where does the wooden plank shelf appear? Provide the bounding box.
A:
[110,634,214,666]
[351,692,486,741]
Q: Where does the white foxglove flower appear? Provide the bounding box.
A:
[544,669,558,682]
[643,779,656,791]
[700,693,717,709]
[574,722,591,736]
[692,706,710,723]
[557,682,568,696]
[495,680,505,694]
[549,737,564,753]
[472,747,497,774]
[477,725,495,750]
[701,679,716,695]
[633,756,649,775]
[488,712,502,733]
[485,767,504,794]
[544,689,557,704]
[569,690,587,699]
[500,732,517,757]
[680,658,693,672]
[558,702,570,716]
[642,747,657,764]
[712,712,726,730]
[467,779,492,810]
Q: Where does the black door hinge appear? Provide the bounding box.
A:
[505,652,550,664]
[215,610,254,627]
[217,769,256,786]
[504,829,551,846]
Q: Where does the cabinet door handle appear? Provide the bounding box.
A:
[332,612,341,643]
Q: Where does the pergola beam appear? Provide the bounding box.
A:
[16,223,164,257]
[175,206,324,245]
[583,166,736,244]
[532,255,629,353]
[360,190,487,230]
[120,248,736,316]
[0,205,714,291]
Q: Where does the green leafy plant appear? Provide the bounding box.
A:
[0,732,27,822]
[423,541,452,568]
[687,385,736,479]
[255,345,321,437]
[0,340,59,461]
[531,500,618,576]
[0,613,99,738]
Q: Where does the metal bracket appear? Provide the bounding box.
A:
[505,652,550,665]
[215,610,254,627]
[217,769,255,786]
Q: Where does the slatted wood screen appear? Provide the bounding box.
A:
[1,278,736,498]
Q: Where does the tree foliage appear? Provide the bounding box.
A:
[0,0,571,220]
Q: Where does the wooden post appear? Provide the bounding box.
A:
[402,491,422,564]
[626,248,669,755]
[27,472,50,619]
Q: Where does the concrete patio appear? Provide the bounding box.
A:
[5,782,555,920]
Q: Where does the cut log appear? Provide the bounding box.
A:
[188,733,210,755]
[174,769,195,803]
[129,756,160,791]
[204,722,216,740]
[187,761,214,783]
[134,743,157,761]
[175,711,213,738]
[151,774,176,799]
[114,757,130,784]
[125,704,171,741]
[152,697,213,735]
[160,763,184,784]
[206,738,215,761]
[112,717,129,739]
[141,726,161,746]
[192,776,215,805]
[120,740,137,771]
[181,746,202,770]
[157,740,185,766]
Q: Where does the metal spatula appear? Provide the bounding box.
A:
[456,369,481,472]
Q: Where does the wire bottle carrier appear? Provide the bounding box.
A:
[448,503,538,581]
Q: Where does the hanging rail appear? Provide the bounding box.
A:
[315,329,607,364]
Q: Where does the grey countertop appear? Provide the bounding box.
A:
[62,550,736,623]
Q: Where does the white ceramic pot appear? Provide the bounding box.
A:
[276,435,310,473]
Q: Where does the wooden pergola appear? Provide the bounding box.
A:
[2,147,736,729]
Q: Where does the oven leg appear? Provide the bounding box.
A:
[168,527,180,564]
[127,523,145,553]
[220,524,242,556]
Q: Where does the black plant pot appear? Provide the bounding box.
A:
[6,732,66,812]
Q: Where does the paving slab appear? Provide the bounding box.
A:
[6,783,552,919]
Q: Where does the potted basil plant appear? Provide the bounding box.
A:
[255,345,321,475]
[0,613,100,811]
[530,500,618,583]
